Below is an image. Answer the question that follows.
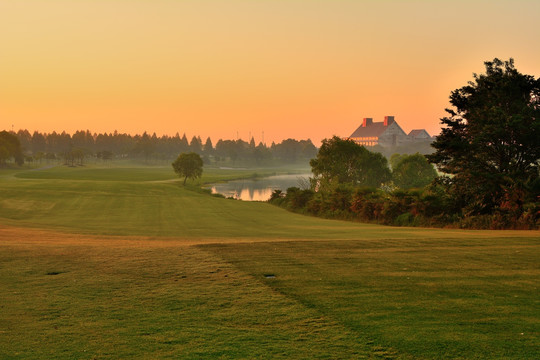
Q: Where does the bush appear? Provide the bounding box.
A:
[394,212,414,226]
[267,174,538,229]
[285,187,315,210]
[269,189,285,203]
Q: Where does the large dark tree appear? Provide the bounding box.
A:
[310,136,391,189]
[428,58,540,214]
[172,152,203,185]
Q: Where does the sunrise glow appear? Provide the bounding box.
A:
[1,1,539,144]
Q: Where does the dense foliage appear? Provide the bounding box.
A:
[428,58,539,226]
[272,180,538,230]
[271,144,457,227]
[391,153,437,189]
[310,136,391,190]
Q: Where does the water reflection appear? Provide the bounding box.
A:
[210,174,311,201]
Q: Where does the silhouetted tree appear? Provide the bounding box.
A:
[11,128,321,166]
[252,143,272,165]
[72,130,94,151]
[203,137,214,155]
[133,132,155,161]
[16,129,32,153]
[180,134,189,152]
[215,139,241,163]
[31,131,47,153]
[172,152,203,185]
[428,58,540,215]
[273,138,302,162]
[190,136,203,153]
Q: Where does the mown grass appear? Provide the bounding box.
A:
[0,238,371,359]
[13,163,292,184]
[0,163,539,359]
[0,164,530,240]
[203,238,540,359]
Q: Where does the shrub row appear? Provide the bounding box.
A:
[269,184,539,230]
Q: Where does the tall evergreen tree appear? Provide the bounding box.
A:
[428,58,540,214]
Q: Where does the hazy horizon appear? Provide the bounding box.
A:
[11,127,320,146]
[2,1,539,145]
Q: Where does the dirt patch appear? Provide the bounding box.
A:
[1,224,538,251]
[0,225,200,249]
[0,225,346,249]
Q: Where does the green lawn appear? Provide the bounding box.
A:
[0,164,538,359]
[204,238,540,359]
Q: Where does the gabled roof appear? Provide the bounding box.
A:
[349,122,387,138]
[408,129,430,137]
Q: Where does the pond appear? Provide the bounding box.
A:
[209,174,311,201]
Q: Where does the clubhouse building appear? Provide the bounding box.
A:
[348,116,432,147]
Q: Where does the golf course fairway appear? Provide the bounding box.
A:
[1,164,538,359]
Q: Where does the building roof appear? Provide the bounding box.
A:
[349,121,388,138]
[408,129,430,137]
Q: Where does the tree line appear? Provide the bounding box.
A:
[271,59,540,230]
[2,130,317,166]
[0,131,24,166]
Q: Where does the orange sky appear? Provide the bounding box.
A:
[1,0,539,145]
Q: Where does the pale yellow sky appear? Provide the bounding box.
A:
[1,0,539,144]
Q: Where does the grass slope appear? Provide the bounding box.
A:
[0,164,531,240]
[0,164,538,359]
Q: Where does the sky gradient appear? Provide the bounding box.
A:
[1,0,539,145]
